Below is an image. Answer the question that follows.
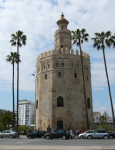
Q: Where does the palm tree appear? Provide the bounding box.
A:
[70,29,89,130]
[6,52,21,130]
[0,111,12,127]
[10,31,27,133]
[91,31,115,130]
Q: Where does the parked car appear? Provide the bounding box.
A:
[0,130,18,138]
[45,130,70,140]
[108,131,115,139]
[79,130,108,140]
[78,130,94,139]
[27,130,46,139]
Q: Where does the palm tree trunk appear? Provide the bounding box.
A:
[17,44,19,134]
[12,62,14,130]
[102,48,115,130]
[79,41,89,130]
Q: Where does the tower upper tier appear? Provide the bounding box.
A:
[55,13,72,52]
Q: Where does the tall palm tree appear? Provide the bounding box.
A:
[91,31,115,130]
[10,31,27,133]
[6,52,21,130]
[70,28,89,130]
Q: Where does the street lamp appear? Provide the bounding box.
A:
[32,74,36,131]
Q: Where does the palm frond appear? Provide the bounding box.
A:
[105,39,111,48]
[76,42,80,47]
[81,39,83,44]
[73,40,77,45]
[94,33,101,37]
[97,45,100,50]
[101,44,105,50]
[81,28,86,34]
[105,31,111,38]
[11,42,16,46]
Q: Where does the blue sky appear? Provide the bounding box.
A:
[0,0,115,117]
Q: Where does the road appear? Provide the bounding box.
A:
[0,136,115,149]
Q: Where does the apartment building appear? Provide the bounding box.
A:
[16,99,35,125]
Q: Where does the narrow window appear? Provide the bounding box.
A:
[74,73,77,78]
[71,63,73,67]
[58,72,61,78]
[61,26,63,30]
[48,64,50,68]
[56,63,58,67]
[61,45,63,48]
[77,64,79,68]
[87,98,90,108]
[45,74,47,79]
[87,76,88,80]
[44,65,45,69]
[57,97,64,107]
[36,100,38,109]
[62,63,64,67]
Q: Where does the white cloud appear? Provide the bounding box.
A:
[93,104,115,117]
[0,0,115,92]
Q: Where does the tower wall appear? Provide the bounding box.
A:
[36,49,93,132]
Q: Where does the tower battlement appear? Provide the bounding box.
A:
[37,48,90,63]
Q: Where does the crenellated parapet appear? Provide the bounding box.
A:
[37,48,90,63]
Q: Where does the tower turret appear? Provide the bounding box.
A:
[54,13,72,52]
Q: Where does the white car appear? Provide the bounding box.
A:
[78,130,94,139]
[0,130,18,138]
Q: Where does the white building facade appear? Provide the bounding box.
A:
[93,112,101,123]
[17,99,35,125]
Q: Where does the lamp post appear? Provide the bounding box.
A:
[32,74,36,131]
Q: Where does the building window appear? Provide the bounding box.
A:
[36,100,38,109]
[57,97,64,107]
[74,73,77,78]
[62,63,64,67]
[77,64,79,68]
[61,26,63,30]
[58,72,61,78]
[87,98,90,108]
[71,63,73,67]
[61,45,63,48]
[56,63,58,67]
[45,74,47,79]
[44,65,45,69]
[87,76,88,80]
[48,64,50,68]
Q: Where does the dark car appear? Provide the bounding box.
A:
[109,131,115,139]
[45,130,70,140]
[27,130,46,139]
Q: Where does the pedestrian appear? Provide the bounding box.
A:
[76,129,79,137]
[23,129,25,135]
[18,129,20,138]
[38,128,40,131]
[70,129,72,133]
[84,128,86,132]
[79,129,81,134]
[52,128,54,132]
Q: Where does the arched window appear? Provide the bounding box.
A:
[57,120,63,129]
[61,45,63,48]
[61,26,64,30]
[62,63,64,67]
[48,64,50,68]
[71,63,73,67]
[56,63,58,67]
[74,73,77,78]
[44,65,45,69]
[45,74,47,79]
[57,97,64,107]
[87,76,88,80]
[58,72,61,78]
[87,98,90,108]
[36,100,38,109]
[77,64,79,68]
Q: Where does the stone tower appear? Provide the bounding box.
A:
[36,13,93,133]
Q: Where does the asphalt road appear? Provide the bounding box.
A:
[0,136,115,149]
